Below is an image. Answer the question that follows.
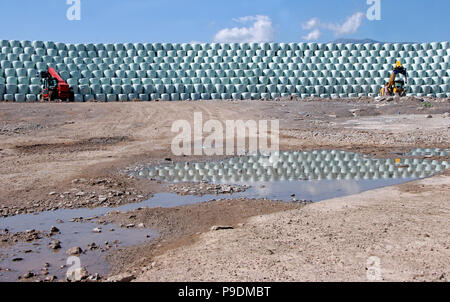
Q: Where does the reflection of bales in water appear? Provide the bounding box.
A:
[405,148,450,157]
[131,150,449,183]
[300,179,362,196]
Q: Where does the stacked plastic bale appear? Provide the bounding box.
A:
[0,40,449,102]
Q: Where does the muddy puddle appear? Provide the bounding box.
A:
[1,150,448,282]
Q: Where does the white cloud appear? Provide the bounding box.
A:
[324,12,365,36]
[302,29,321,41]
[302,18,319,30]
[301,12,365,40]
[213,15,275,43]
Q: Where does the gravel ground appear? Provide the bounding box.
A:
[0,97,449,281]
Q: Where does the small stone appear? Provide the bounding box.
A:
[66,267,89,282]
[426,114,433,118]
[125,224,135,228]
[87,243,98,250]
[50,226,60,233]
[92,227,102,233]
[66,246,82,255]
[98,196,108,203]
[49,192,57,196]
[137,223,145,228]
[106,273,136,282]
[50,240,61,249]
[88,273,101,281]
[12,257,23,262]
[44,275,57,282]
[20,272,35,279]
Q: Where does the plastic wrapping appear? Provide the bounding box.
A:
[15,93,26,102]
[0,40,448,100]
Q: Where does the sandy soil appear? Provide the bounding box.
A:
[134,174,450,282]
[0,97,449,281]
[102,198,304,276]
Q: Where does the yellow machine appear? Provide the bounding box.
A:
[380,61,408,96]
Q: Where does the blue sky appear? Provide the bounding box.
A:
[0,0,448,44]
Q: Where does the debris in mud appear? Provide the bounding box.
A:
[210,226,234,231]
[87,243,99,250]
[291,199,313,204]
[0,229,47,247]
[168,183,249,196]
[14,136,129,154]
[43,275,57,282]
[1,177,150,218]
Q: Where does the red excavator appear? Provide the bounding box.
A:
[39,67,74,102]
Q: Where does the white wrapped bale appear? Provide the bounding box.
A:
[17,84,28,94]
[95,94,106,102]
[116,94,126,101]
[79,85,90,95]
[26,94,37,102]
[127,93,137,101]
[1,60,11,69]
[83,94,94,102]
[122,78,132,85]
[99,78,111,85]
[89,78,100,85]
[6,81,18,93]
[121,84,132,94]
[92,70,103,78]
[138,94,149,101]
[105,94,116,102]
[4,94,14,101]
[150,93,160,100]
[180,93,190,100]
[12,61,24,69]
[15,93,26,102]
[74,94,83,102]
[90,84,101,94]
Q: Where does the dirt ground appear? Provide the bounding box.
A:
[0,96,449,281]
